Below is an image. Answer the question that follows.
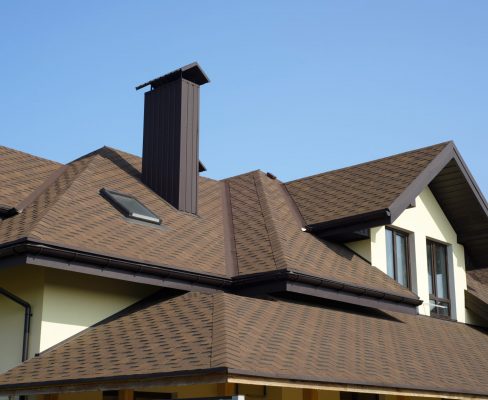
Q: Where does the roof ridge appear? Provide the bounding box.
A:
[210,292,234,368]
[0,145,61,166]
[221,169,264,182]
[23,152,101,236]
[286,141,452,185]
[253,171,290,270]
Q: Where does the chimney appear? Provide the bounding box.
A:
[136,62,209,214]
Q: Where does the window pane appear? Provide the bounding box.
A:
[427,242,433,294]
[386,229,394,279]
[435,244,448,299]
[395,233,408,287]
[109,192,157,218]
[429,299,449,318]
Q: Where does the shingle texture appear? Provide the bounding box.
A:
[226,171,415,299]
[1,292,488,397]
[286,142,450,226]
[0,147,227,276]
[467,269,488,306]
[0,146,60,208]
[0,145,415,300]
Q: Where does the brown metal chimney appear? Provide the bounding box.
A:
[136,63,209,214]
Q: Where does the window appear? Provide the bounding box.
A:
[426,240,450,319]
[100,188,161,224]
[385,227,410,288]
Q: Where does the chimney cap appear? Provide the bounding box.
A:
[136,62,210,91]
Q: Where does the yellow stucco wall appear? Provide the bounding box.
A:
[346,187,467,322]
[0,265,158,373]
[0,265,45,372]
[39,269,157,351]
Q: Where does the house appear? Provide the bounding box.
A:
[1,62,488,400]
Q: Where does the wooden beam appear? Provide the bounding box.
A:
[228,375,487,400]
[218,383,236,396]
[303,389,319,400]
[118,389,134,400]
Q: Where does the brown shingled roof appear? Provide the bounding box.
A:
[226,171,416,301]
[0,146,418,304]
[0,146,228,277]
[1,292,488,397]
[285,142,451,227]
[0,146,61,209]
[467,270,488,305]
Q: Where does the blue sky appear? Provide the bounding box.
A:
[1,1,487,194]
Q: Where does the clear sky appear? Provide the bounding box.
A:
[1,1,487,194]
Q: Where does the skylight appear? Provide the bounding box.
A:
[100,188,161,225]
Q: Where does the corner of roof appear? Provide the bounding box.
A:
[387,139,476,222]
[285,140,455,186]
[221,169,263,182]
[0,145,62,166]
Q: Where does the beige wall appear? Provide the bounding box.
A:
[0,265,157,373]
[346,187,467,322]
[39,269,156,351]
[0,265,45,372]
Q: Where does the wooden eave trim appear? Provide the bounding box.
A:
[0,369,228,396]
[227,373,488,400]
[3,368,487,399]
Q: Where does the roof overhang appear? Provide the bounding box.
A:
[0,238,420,314]
[1,368,487,400]
[304,143,488,267]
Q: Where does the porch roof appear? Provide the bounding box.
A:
[1,292,488,398]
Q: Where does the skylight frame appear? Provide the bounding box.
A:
[100,188,161,225]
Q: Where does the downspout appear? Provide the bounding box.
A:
[0,287,31,362]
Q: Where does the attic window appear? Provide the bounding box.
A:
[100,188,161,224]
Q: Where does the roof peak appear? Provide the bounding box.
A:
[287,141,453,185]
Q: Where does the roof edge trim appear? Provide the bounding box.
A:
[0,239,420,313]
[0,368,228,396]
[227,371,488,399]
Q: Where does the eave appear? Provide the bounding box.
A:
[0,238,420,314]
[1,368,487,400]
[301,143,488,267]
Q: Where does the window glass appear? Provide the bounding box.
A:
[427,240,450,318]
[386,228,394,279]
[427,242,433,294]
[435,244,448,299]
[100,188,161,224]
[385,227,410,288]
[395,233,408,287]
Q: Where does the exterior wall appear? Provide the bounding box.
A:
[0,265,45,372]
[344,239,370,262]
[346,187,467,322]
[0,265,157,373]
[39,269,156,351]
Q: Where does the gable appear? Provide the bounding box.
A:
[286,141,488,268]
